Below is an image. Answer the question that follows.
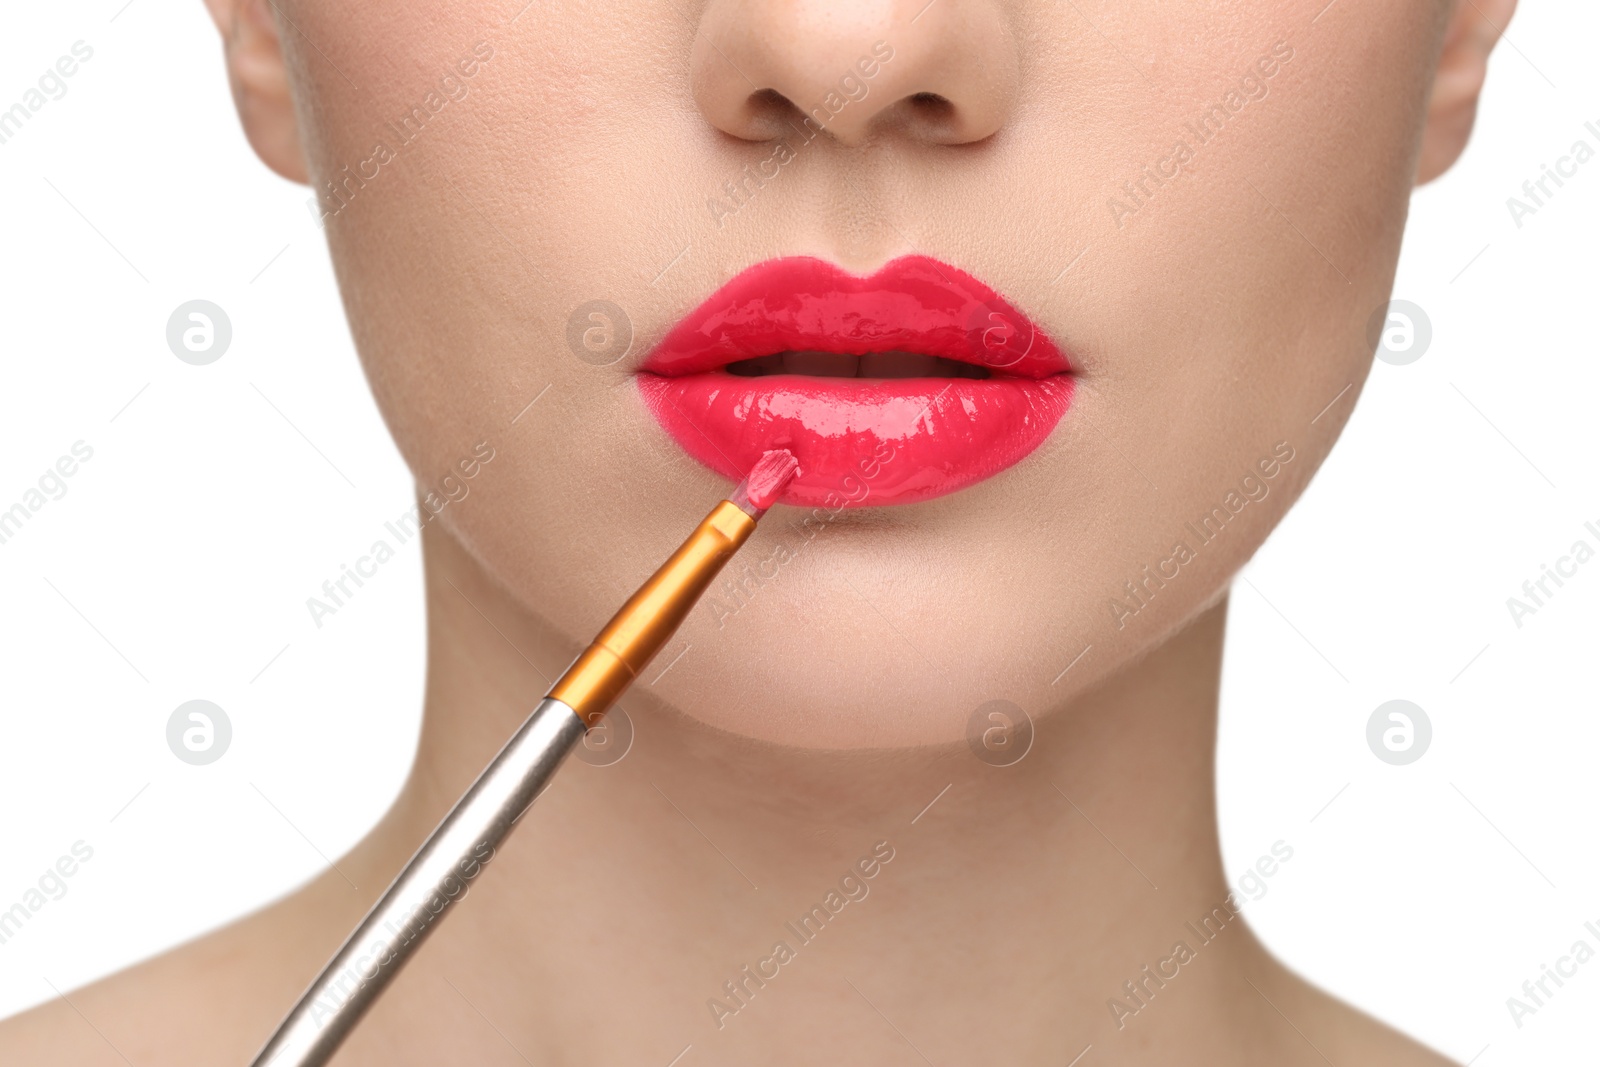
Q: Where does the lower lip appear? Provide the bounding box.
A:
[637,373,1074,508]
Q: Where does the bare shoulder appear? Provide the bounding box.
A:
[0,873,356,1067]
[1251,959,1460,1067]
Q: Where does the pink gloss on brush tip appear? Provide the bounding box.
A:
[742,449,801,510]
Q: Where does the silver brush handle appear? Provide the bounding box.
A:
[249,697,588,1067]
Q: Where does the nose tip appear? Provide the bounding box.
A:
[690,2,1020,147]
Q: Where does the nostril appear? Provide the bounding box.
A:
[736,87,966,145]
[897,92,962,141]
[746,87,788,112]
[739,87,800,139]
[691,1,1020,149]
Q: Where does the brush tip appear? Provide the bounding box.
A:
[734,449,801,515]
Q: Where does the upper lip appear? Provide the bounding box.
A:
[637,254,1071,380]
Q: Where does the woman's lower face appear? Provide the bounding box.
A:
[278,0,1449,747]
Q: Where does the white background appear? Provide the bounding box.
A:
[0,1,1595,1062]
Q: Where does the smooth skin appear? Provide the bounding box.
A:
[2,0,1516,1063]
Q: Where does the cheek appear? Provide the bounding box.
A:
[969,2,1437,684]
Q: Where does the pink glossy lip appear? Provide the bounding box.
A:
[637,255,1073,508]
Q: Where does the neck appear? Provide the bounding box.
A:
[355,518,1287,1064]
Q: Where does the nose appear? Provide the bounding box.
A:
[689,1,1020,147]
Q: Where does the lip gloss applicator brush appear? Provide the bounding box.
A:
[249,448,801,1067]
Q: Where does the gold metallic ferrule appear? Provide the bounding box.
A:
[548,500,755,723]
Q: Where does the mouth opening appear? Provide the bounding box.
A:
[724,350,993,380]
